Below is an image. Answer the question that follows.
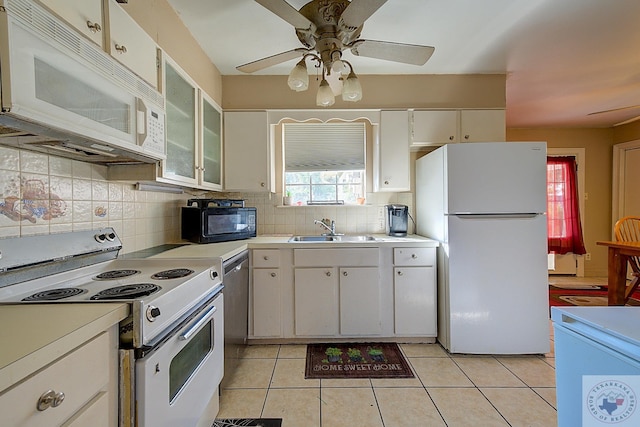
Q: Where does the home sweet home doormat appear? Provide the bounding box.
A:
[305,343,414,379]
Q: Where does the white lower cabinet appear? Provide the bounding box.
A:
[248,244,437,341]
[294,267,339,336]
[251,249,282,338]
[339,267,381,335]
[252,268,281,337]
[293,248,381,338]
[0,330,116,427]
[393,247,437,336]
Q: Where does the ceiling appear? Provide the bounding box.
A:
[166,0,640,128]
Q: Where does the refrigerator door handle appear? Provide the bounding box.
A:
[450,213,542,219]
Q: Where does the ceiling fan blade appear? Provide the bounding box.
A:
[237,48,308,73]
[255,0,315,31]
[614,114,640,127]
[339,0,387,30]
[588,105,640,116]
[350,40,435,65]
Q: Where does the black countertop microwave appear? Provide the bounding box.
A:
[182,199,256,243]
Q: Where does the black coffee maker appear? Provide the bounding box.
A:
[385,204,409,237]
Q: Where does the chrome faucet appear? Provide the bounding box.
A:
[314,218,338,236]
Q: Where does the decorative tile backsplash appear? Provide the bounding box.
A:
[0,147,414,252]
[0,147,186,253]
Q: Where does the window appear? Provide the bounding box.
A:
[284,122,365,205]
[546,156,586,254]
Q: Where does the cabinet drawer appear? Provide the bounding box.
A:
[393,247,435,266]
[61,391,109,427]
[0,332,110,427]
[252,249,281,268]
[294,248,378,267]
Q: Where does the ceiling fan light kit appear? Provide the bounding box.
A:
[316,73,336,107]
[241,0,435,107]
[341,62,362,101]
[287,58,310,91]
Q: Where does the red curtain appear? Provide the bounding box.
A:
[547,156,587,254]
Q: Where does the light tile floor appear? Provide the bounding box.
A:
[218,329,558,427]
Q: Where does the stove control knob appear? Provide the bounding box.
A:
[146,306,161,322]
[94,233,106,243]
[105,232,116,242]
[210,270,219,280]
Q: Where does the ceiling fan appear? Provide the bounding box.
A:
[237,0,435,105]
[587,105,640,126]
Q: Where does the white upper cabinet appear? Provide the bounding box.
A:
[411,109,505,148]
[162,57,198,186]
[38,0,104,46]
[411,110,459,146]
[38,0,159,88]
[375,110,410,192]
[459,109,506,142]
[106,0,159,88]
[199,92,223,190]
[224,111,273,192]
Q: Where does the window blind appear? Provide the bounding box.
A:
[284,122,365,172]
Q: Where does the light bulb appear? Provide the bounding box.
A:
[331,59,345,74]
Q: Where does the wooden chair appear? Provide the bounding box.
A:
[614,216,640,300]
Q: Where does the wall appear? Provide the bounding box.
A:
[507,128,615,276]
[613,119,640,144]
[222,74,506,110]
[121,0,223,104]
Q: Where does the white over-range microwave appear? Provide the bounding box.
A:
[0,0,166,164]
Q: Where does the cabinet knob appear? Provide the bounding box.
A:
[464,134,470,140]
[270,272,276,277]
[260,182,266,187]
[263,256,269,260]
[411,254,418,259]
[37,390,65,411]
[86,21,101,33]
[449,135,454,141]
[325,271,331,277]
[384,180,390,185]
[342,271,348,276]
[397,270,403,276]
[114,44,128,54]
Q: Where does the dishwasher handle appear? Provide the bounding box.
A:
[223,250,249,275]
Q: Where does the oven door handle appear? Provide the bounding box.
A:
[179,305,218,341]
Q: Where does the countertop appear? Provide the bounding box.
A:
[149,234,439,261]
[0,303,129,391]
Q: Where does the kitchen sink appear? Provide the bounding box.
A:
[288,235,377,242]
[288,235,334,242]
[333,235,377,242]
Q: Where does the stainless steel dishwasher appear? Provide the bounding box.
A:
[221,250,249,389]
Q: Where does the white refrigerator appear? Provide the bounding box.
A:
[416,142,549,354]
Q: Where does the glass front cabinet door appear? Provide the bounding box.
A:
[162,56,198,186]
[200,92,222,190]
[162,54,222,189]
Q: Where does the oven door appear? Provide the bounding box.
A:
[135,292,223,427]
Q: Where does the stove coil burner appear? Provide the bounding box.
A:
[22,288,87,301]
[89,283,160,300]
[94,269,141,280]
[151,268,195,280]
